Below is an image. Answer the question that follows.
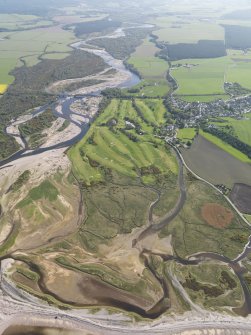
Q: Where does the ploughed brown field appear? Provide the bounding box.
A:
[181,135,251,187]
[201,203,234,229]
[230,183,251,214]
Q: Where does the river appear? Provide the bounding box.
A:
[0,28,141,169]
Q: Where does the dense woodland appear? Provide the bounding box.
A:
[11,50,107,92]
[19,109,57,148]
[159,40,226,61]
[74,19,121,37]
[89,28,152,60]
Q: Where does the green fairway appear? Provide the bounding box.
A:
[200,130,251,163]
[68,99,178,186]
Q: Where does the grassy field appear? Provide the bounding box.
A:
[171,58,228,97]
[0,21,78,87]
[177,128,196,142]
[171,50,251,100]
[210,116,251,146]
[177,95,230,102]
[0,14,53,30]
[172,261,243,310]
[226,50,251,89]
[160,177,251,259]
[151,16,224,44]
[200,130,251,163]
[127,38,169,97]
[128,39,168,79]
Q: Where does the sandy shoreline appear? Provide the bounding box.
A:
[1,312,251,335]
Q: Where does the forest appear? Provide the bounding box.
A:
[160,40,226,61]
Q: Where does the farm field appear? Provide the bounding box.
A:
[128,39,168,78]
[181,135,251,187]
[177,94,230,102]
[171,51,251,100]
[127,38,169,97]
[0,14,54,31]
[151,16,225,44]
[171,58,228,97]
[210,116,251,146]
[200,130,251,163]
[0,20,78,87]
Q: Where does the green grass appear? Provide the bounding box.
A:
[172,261,243,310]
[69,99,178,186]
[171,50,251,99]
[128,39,168,79]
[151,16,224,43]
[126,38,169,97]
[134,99,166,126]
[160,178,251,260]
[17,180,59,208]
[171,58,228,96]
[0,22,77,86]
[177,94,230,102]
[211,117,251,146]
[0,14,53,30]
[200,130,251,163]
[226,49,251,90]
[177,128,196,142]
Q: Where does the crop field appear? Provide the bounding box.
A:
[181,135,251,187]
[200,130,251,163]
[0,84,8,94]
[151,16,225,44]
